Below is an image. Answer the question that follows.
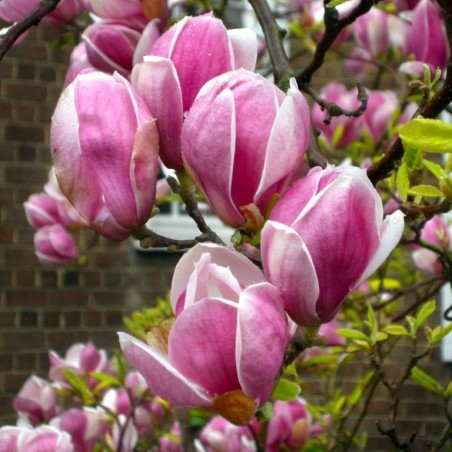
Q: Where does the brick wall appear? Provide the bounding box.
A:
[0,22,451,450]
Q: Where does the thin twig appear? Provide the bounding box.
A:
[297,0,376,85]
[247,0,291,83]
[0,0,61,61]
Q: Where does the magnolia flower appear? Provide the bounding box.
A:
[49,342,110,389]
[405,0,448,70]
[132,13,258,169]
[261,165,405,326]
[50,71,159,241]
[182,70,310,228]
[13,376,58,426]
[33,224,78,267]
[53,407,107,452]
[412,216,451,274]
[120,244,288,425]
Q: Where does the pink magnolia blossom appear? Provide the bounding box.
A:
[267,398,329,451]
[362,90,398,142]
[49,342,110,389]
[182,70,310,228]
[353,8,390,57]
[54,407,107,452]
[198,416,258,451]
[80,0,149,27]
[82,20,141,75]
[261,165,405,326]
[24,192,84,230]
[120,243,288,425]
[412,216,451,274]
[0,425,74,452]
[33,224,78,266]
[63,43,95,87]
[0,0,81,28]
[311,83,363,148]
[132,13,257,169]
[13,376,58,426]
[406,0,448,70]
[50,71,159,241]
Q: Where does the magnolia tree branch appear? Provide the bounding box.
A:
[296,0,376,85]
[367,1,452,185]
[0,0,61,61]
[247,0,291,83]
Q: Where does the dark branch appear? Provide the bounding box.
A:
[297,0,375,85]
[0,0,61,62]
[303,82,368,125]
[247,0,292,83]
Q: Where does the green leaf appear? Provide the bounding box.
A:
[366,305,378,335]
[414,300,436,329]
[272,378,300,401]
[429,323,452,344]
[331,123,345,147]
[410,366,442,394]
[257,402,274,421]
[396,161,410,203]
[375,332,388,342]
[422,159,446,180]
[63,370,94,405]
[399,118,452,153]
[384,325,409,336]
[336,328,368,341]
[405,145,424,170]
[326,0,349,7]
[368,278,401,291]
[444,382,452,398]
[408,184,444,198]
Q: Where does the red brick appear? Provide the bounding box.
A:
[5,82,47,102]
[84,310,102,327]
[15,353,37,370]
[15,270,36,286]
[63,311,81,328]
[5,125,45,143]
[2,331,45,350]
[47,290,89,307]
[0,312,15,328]
[6,290,45,307]
[43,311,61,328]
[0,226,13,243]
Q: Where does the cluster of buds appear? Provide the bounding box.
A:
[0,342,169,451]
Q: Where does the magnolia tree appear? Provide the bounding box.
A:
[0,0,451,450]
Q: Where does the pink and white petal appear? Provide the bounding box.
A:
[182,88,244,227]
[74,73,147,229]
[129,119,159,224]
[133,19,161,65]
[261,221,320,326]
[170,243,264,312]
[355,209,405,286]
[255,79,310,210]
[227,28,257,71]
[118,332,212,407]
[168,298,241,396]
[236,283,287,405]
[131,57,184,169]
[292,176,381,321]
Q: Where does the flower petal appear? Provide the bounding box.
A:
[261,221,320,326]
[236,283,288,405]
[118,332,212,406]
[168,298,241,396]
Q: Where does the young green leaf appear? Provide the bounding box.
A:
[414,300,436,330]
[336,328,368,342]
[408,184,444,198]
[429,323,452,345]
[399,118,452,154]
[410,366,442,394]
[396,161,410,203]
[422,159,446,180]
[272,378,301,401]
[384,325,409,336]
